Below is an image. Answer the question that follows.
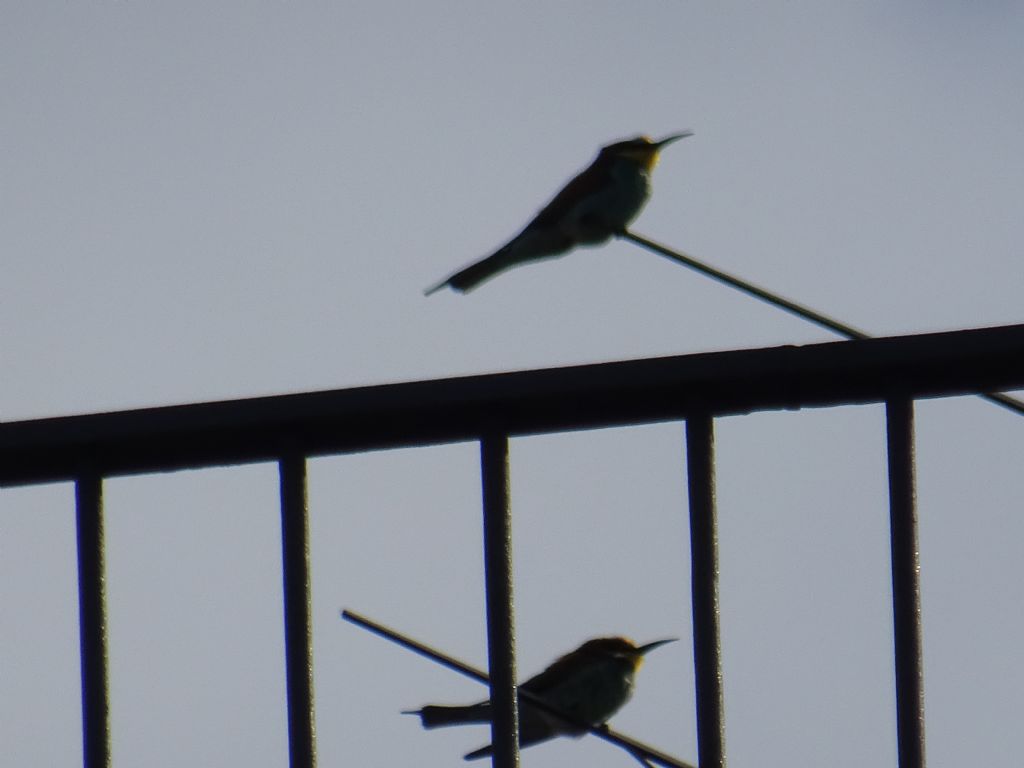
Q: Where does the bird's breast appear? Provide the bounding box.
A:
[529,659,637,733]
[564,163,652,243]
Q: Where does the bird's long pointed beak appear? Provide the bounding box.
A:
[655,132,693,148]
[637,638,678,655]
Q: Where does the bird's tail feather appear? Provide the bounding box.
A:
[462,726,563,760]
[424,250,516,295]
[404,703,491,729]
[424,230,573,295]
[463,744,493,760]
[460,707,564,760]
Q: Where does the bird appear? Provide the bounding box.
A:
[404,636,676,760]
[424,133,692,294]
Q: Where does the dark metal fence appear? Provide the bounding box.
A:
[3,322,1024,768]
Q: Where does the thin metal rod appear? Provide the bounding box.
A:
[340,610,696,768]
[280,455,317,768]
[622,229,1024,417]
[75,474,110,768]
[623,229,871,338]
[479,433,519,768]
[685,414,726,768]
[342,610,489,685]
[886,399,926,768]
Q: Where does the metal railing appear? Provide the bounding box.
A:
[3,322,1024,768]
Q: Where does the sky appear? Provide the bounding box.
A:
[2,2,1024,766]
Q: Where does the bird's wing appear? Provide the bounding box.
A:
[529,162,612,230]
[519,648,582,696]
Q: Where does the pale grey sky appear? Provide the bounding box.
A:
[3,2,1024,767]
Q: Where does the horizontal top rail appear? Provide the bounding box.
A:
[3,323,1024,487]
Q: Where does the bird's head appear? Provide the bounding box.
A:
[576,636,677,673]
[599,133,693,171]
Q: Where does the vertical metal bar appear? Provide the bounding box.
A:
[686,414,726,768]
[886,398,925,768]
[76,474,110,768]
[480,433,519,768]
[280,455,317,768]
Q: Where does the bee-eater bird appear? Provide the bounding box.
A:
[404,636,676,760]
[424,133,692,295]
